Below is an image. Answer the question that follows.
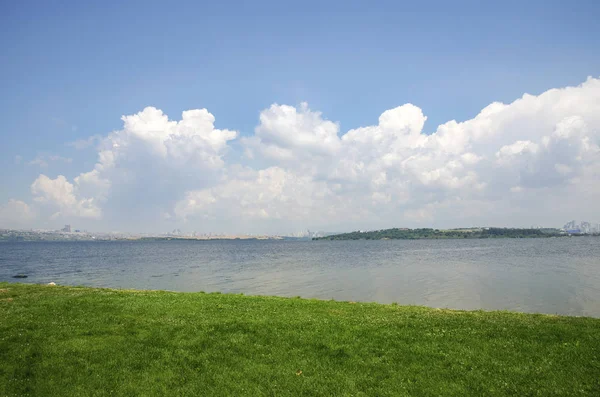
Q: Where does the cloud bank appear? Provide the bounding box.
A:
[3,78,600,232]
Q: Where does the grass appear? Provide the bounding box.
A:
[1,283,599,396]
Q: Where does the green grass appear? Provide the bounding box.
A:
[1,283,599,396]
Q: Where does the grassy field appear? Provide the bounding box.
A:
[1,283,599,396]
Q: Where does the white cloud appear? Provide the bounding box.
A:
[67,135,102,150]
[460,153,482,165]
[9,77,600,232]
[242,102,341,166]
[510,186,524,193]
[175,167,332,221]
[31,174,101,219]
[70,106,237,228]
[0,199,35,229]
[495,140,540,164]
[28,155,73,168]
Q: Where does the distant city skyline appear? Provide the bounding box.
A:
[1,1,600,234]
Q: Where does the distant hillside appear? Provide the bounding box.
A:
[313,228,565,240]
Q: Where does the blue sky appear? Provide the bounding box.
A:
[1,0,600,233]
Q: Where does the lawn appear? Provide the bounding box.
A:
[1,282,599,396]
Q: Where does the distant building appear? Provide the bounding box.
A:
[563,220,599,234]
[580,222,592,234]
[62,225,71,233]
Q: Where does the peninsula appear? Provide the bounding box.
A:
[313,227,569,240]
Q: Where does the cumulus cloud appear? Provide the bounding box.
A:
[175,167,338,221]
[9,77,600,232]
[71,106,237,228]
[177,77,600,231]
[0,199,35,229]
[31,174,101,219]
[242,102,341,166]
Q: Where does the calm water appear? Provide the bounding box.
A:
[1,238,599,317]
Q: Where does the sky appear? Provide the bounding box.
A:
[1,0,600,234]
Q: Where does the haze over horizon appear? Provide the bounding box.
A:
[1,1,600,234]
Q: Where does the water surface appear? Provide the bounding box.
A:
[1,238,599,316]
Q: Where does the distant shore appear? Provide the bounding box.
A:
[313,227,598,240]
[3,227,599,242]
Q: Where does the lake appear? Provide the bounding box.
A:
[1,238,599,317]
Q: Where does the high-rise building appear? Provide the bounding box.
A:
[562,220,600,234]
[62,225,71,233]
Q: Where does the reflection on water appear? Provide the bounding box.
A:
[1,238,599,317]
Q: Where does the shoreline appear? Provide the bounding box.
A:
[2,281,596,319]
[3,234,600,243]
[2,282,599,395]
